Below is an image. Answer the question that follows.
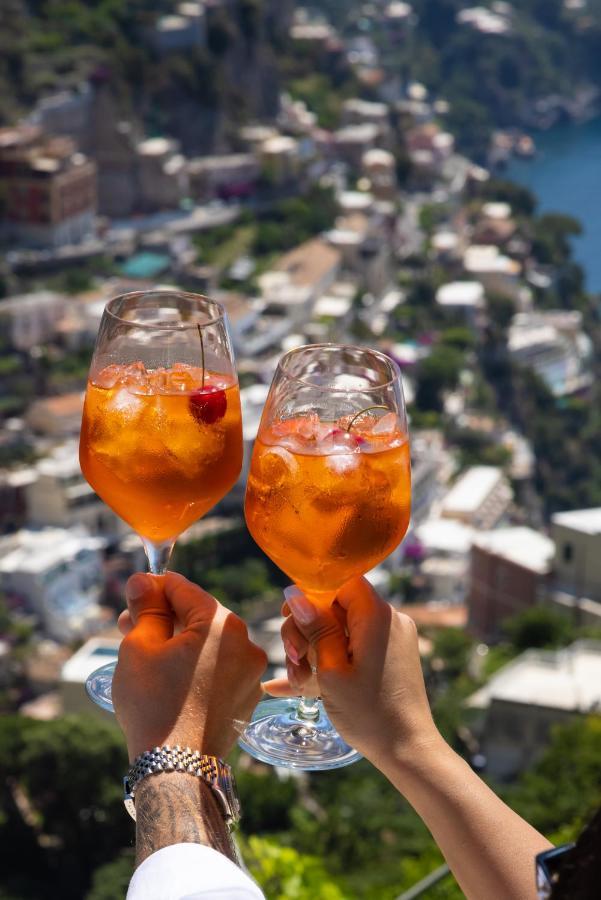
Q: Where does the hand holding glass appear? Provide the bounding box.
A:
[79,291,242,710]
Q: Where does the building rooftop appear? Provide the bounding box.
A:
[337,190,374,212]
[273,238,341,289]
[442,466,505,515]
[0,527,104,576]
[416,518,475,556]
[313,295,352,318]
[26,440,81,481]
[0,290,65,315]
[62,637,120,684]
[467,641,601,712]
[436,280,485,308]
[402,603,468,629]
[552,508,601,536]
[482,201,512,220]
[472,527,555,574]
[27,392,84,420]
[334,123,380,144]
[464,245,520,276]
[385,2,413,19]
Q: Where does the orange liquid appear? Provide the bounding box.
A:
[245,422,411,602]
[80,366,242,542]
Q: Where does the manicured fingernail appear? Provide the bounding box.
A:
[284,585,316,626]
[283,639,300,666]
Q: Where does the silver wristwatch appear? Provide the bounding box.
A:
[123,745,241,827]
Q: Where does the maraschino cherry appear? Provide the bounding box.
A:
[189,385,227,425]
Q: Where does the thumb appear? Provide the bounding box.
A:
[125,573,174,644]
[284,586,350,675]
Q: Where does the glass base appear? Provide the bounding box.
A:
[239,697,362,771]
[85,661,116,713]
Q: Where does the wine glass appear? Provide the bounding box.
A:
[79,290,242,710]
[239,344,411,769]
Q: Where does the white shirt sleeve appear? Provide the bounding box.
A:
[127,843,266,900]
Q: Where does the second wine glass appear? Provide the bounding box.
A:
[240,344,411,770]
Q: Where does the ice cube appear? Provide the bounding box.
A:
[93,365,123,389]
[163,368,198,393]
[372,413,398,435]
[259,446,300,483]
[326,453,360,475]
[106,387,144,419]
[296,414,320,439]
[121,361,152,394]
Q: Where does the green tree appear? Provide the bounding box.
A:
[0,715,130,900]
[476,179,537,217]
[507,716,601,835]
[85,852,134,900]
[503,606,575,652]
[531,213,582,266]
[432,628,474,677]
[415,347,464,412]
[241,836,346,900]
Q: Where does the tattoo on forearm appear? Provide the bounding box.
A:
[135,774,236,867]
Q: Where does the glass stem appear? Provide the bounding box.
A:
[142,538,176,574]
[293,589,336,725]
[297,696,320,721]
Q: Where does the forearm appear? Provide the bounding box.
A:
[134,773,237,868]
[381,739,551,900]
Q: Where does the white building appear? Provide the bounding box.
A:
[0,528,106,643]
[333,124,380,167]
[436,281,485,327]
[0,290,66,351]
[467,641,601,778]
[26,392,84,438]
[258,238,341,325]
[136,137,189,212]
[463,244,522,300]
[441,466,512,530]
[552,508,601,605]
[415,517,475,604]
[457,6,511,34]
[61,636,120,718]
[508,311,593,398]
[24,441,124,534]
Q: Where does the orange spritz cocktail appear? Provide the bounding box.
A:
[245,412,411,603]
[80,361,242,543]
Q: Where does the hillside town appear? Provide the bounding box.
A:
[1,2,601,897]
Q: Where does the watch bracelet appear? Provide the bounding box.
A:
[124,745,238,825]
[127,745,220,790]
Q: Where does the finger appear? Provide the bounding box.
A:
[125,573,173,644]
[117,609,134,636]
[263,656,317,696]
[281,617,309,665]
[284,585,350,675]
[262,676,299,698]
[163,572,219,629]
[336,577,388,631]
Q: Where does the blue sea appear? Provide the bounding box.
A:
[505,116,601,293]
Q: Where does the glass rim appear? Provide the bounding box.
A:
[104,290,225,331]
[276,343,402,393]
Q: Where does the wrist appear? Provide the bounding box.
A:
[376,729,454,789]
[134,771,236,867]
